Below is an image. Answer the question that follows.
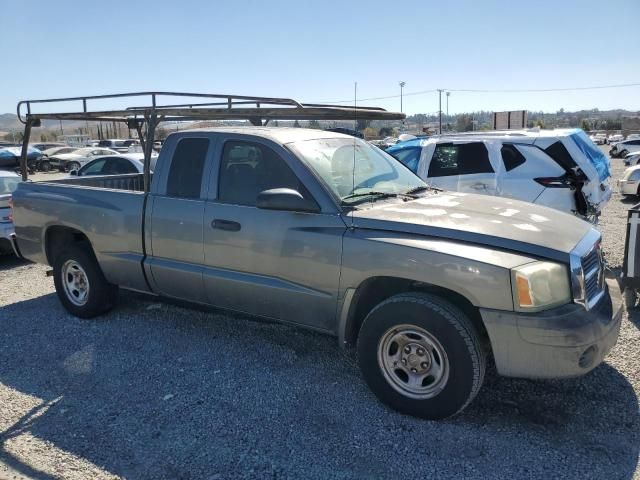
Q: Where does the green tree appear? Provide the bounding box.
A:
[455,114,473,132]
[155,127,169,140]
[580,119,591,131]
[356,119,371,132]
[363,127,377,138]
[534,119,546,128]
[379,126,394,137]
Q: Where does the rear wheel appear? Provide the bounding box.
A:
[620,149,629,158]
[357,292,486,419]
[53,246,118,318]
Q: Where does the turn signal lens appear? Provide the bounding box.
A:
[515,274,533,307]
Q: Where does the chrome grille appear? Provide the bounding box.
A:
[581,246,603,306]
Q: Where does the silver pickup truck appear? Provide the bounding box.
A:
[11,127,623,419]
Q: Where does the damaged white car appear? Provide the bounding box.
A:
[387,128,612,222]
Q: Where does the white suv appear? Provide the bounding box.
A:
[387,129,612,221]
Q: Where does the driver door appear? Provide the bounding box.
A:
[202,138,345,332]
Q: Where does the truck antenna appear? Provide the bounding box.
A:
[351,81,357,228]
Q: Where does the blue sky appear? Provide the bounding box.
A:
[2,0,639,115]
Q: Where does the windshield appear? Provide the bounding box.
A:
[0,176,20,195]
[288,137,426,204]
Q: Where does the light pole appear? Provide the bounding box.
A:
[399,81,406,113]
[437,89,444,134]
[446,91,450,118]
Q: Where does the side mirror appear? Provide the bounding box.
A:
[256,188,320,213]
[69,169,78,176]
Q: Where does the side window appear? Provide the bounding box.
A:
[166,137,209,199]
[390,147,421,173]
[105,157,138,174]
[501,144,526,172]
[81,159,107,175]
[218,141,306,206]
[428,143,493,177]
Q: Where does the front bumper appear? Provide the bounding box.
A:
[618,179,638,195]
[480,278,623,379]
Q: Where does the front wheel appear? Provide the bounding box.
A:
[66,161,81,172]
[53,246,118,318]
[620,150,629,158]
[624,288,637,310]
[357,293,486,419]
[39,160,51,172]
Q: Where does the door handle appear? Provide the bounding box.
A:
[211,219,241,232]
[470,183,487,190]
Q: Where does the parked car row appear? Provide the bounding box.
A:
[69,153,158,176]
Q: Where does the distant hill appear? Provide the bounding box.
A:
[0,113,21,131]
[0,113,87,132]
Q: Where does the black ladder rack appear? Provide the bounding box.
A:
[16,91,405,190]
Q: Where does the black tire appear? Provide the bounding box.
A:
[357,293,485,420]
[620,149,628,158]
[66,161,81,172]
[53,245,118,318]
[624,288,637,310]
[40,160,51,172]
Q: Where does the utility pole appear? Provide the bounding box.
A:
[399,82,406,113]
[438,89,443,134]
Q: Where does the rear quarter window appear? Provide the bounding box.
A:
[543,141,577,172]
[500,144,526,171]
[166,138,210,199]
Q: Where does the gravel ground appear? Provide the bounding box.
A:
[0,148,638,479]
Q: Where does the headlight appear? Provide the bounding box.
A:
[511,261,571,312]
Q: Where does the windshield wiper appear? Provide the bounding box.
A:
[404,185,441,195]
[341,191,415,204]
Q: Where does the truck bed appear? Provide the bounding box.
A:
[47,173,145,191]
[12,174,151,292]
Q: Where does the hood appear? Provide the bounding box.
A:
[53,153,82,160]
[349,192,593,262]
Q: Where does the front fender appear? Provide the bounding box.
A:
[339,229,538,311]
